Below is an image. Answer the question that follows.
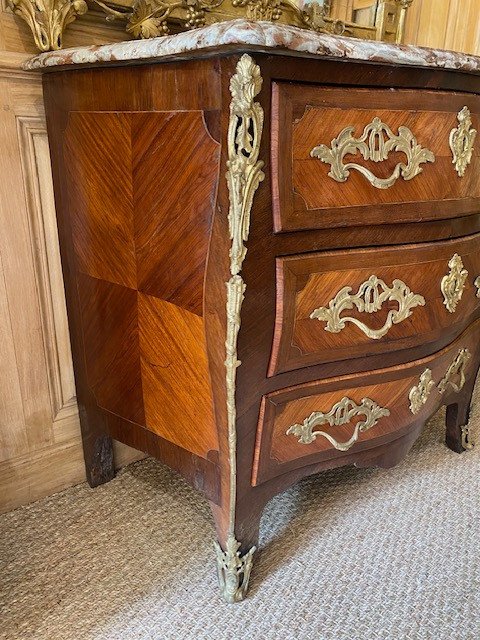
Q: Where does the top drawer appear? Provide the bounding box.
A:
[272,84,480,232]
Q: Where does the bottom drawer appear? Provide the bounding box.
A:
[252,320,479,486]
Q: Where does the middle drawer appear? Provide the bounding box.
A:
[269,233,480,375]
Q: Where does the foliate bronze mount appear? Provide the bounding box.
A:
[286,396,390,450]
[461,425,475,450]
[438,348,471,395]
[215,54,264,604]
[441,254,468,314]
[449,107,477,178]
[408,368,434,415]
[310,117,435,190]
[310,274,425,340]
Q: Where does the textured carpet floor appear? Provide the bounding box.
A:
[2,393,480,640]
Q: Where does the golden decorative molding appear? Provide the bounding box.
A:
[215,54,264,604]
[286,396,390,450]
[408,368,434,415]
[441,254,468,313]
[7,0,87,52]
[309,275,425,340]
[461,425,475,450]
[438,348,471,395]
[310,117,435,189]
[449,107,477,178]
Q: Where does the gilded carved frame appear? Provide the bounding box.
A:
[7,0,414,53]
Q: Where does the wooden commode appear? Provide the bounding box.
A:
[26,19,480,603]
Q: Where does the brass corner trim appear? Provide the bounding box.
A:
[286,396,390,450]
[226,53,265,277]
[450,106,477,178]
[310,274,425,340]
[7,0,87,52]
[441,254,468,314]
[310,117,435,190]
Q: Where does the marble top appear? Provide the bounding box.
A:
[24,19,480,73]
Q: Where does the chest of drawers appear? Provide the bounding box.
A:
[27,20,480,603]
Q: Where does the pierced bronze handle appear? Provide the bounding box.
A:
[310,117,435,189]
[310,275,425,340]
[286,396,390,451]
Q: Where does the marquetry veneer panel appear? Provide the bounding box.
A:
[272,84,480,231]
[65,110,220,315]
[64,109,220,459]
[270,233,480,375]
[256,320,480,484]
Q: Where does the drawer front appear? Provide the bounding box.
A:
[272,84,480,232]
[269,234,480,376]
[254,323,478,485]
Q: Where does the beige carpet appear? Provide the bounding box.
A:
[2,391,480,640]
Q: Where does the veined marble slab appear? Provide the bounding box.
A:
[24,18,480,73]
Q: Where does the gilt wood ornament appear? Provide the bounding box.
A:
[7,0,87,51]
[12,0,416,51]
[95,0,330,40]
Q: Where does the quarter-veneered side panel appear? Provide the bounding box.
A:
[64,109,220,459]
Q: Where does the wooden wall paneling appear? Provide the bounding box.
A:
[444,0,480,56]
[0,77,53,456]
[404,0,480,55]
[0,245,27,461]
[16,115,77,428]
